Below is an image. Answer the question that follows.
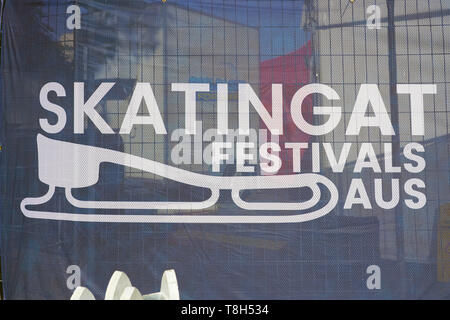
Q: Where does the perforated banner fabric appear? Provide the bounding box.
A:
[0,0,449,299]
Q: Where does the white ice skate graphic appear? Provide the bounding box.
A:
[21,134,338,223]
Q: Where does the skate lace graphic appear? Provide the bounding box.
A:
[21,134,338,223]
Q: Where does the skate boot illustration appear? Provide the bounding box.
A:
[21,134,338,223]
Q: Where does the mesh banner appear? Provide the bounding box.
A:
[0,0,449,299]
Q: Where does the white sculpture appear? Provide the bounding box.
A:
[70,269,180,300]
[21,134,337,223]
[70,286,95,300]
